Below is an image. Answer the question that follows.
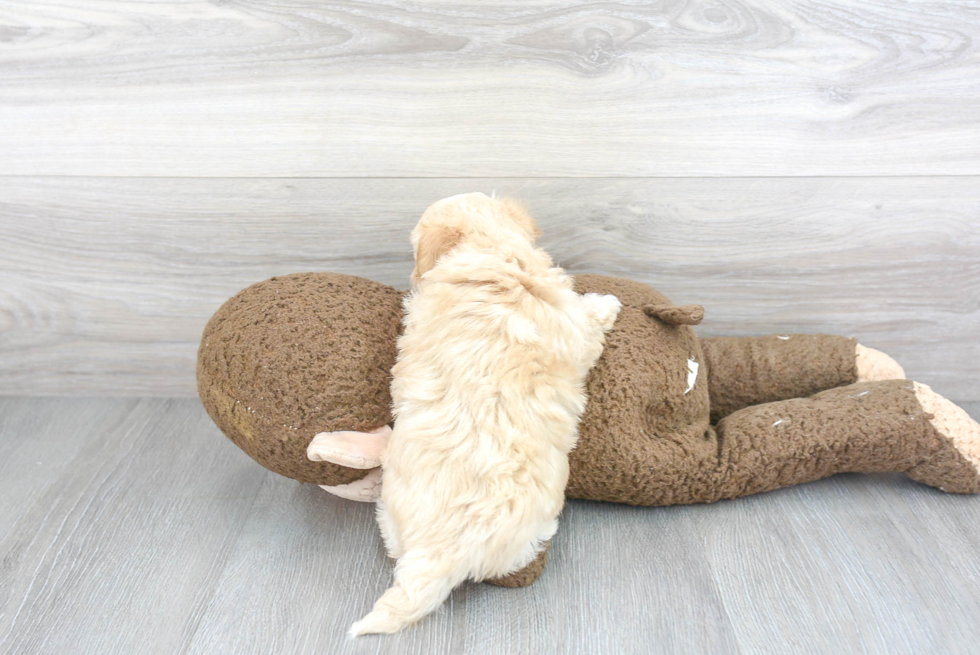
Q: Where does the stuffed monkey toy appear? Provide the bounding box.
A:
[198,265,979,589]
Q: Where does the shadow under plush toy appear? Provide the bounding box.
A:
[198,222,980,590]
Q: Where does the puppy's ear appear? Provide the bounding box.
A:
[500,197,542,241]
[412,224,464,284]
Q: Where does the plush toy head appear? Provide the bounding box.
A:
[197,272,402,485]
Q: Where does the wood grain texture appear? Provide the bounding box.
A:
[1,0,979,177]
[0,397,978,654]
[2,176,977,399]
[0,398,269,655]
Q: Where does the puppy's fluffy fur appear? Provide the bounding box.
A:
[350,193,621,636]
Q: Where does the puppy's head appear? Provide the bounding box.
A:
[410,192,541,285]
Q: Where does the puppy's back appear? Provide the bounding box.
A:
[352,246,613,636]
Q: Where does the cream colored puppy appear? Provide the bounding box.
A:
[350,193,621,636]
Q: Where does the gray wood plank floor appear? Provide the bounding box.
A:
[1,397,979,655]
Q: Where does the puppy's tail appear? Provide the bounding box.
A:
[349,551,468,637]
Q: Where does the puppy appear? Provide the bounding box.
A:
[350,193,621,636]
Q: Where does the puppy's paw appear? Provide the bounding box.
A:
[581,293,622,332]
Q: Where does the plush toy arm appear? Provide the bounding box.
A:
[700,334,903,423]
[307,426,391,502]
[307,426,390,468]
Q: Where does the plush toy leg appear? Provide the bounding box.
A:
[485,542,550,588]
[700,335,904,423]
[708,379,980,501]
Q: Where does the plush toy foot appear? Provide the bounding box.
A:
[307,425,391,502]
[906,383,980,494]
[855,344,906,382]
[319,467,383,502]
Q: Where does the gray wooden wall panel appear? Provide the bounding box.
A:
[1,176,977,399]
[1,0,979,177]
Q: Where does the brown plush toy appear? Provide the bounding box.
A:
[198,272,980,587]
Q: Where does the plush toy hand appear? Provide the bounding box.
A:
[307,425,391,502]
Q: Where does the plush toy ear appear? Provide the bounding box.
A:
[412,224,465,284]
[644,304,705,326]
